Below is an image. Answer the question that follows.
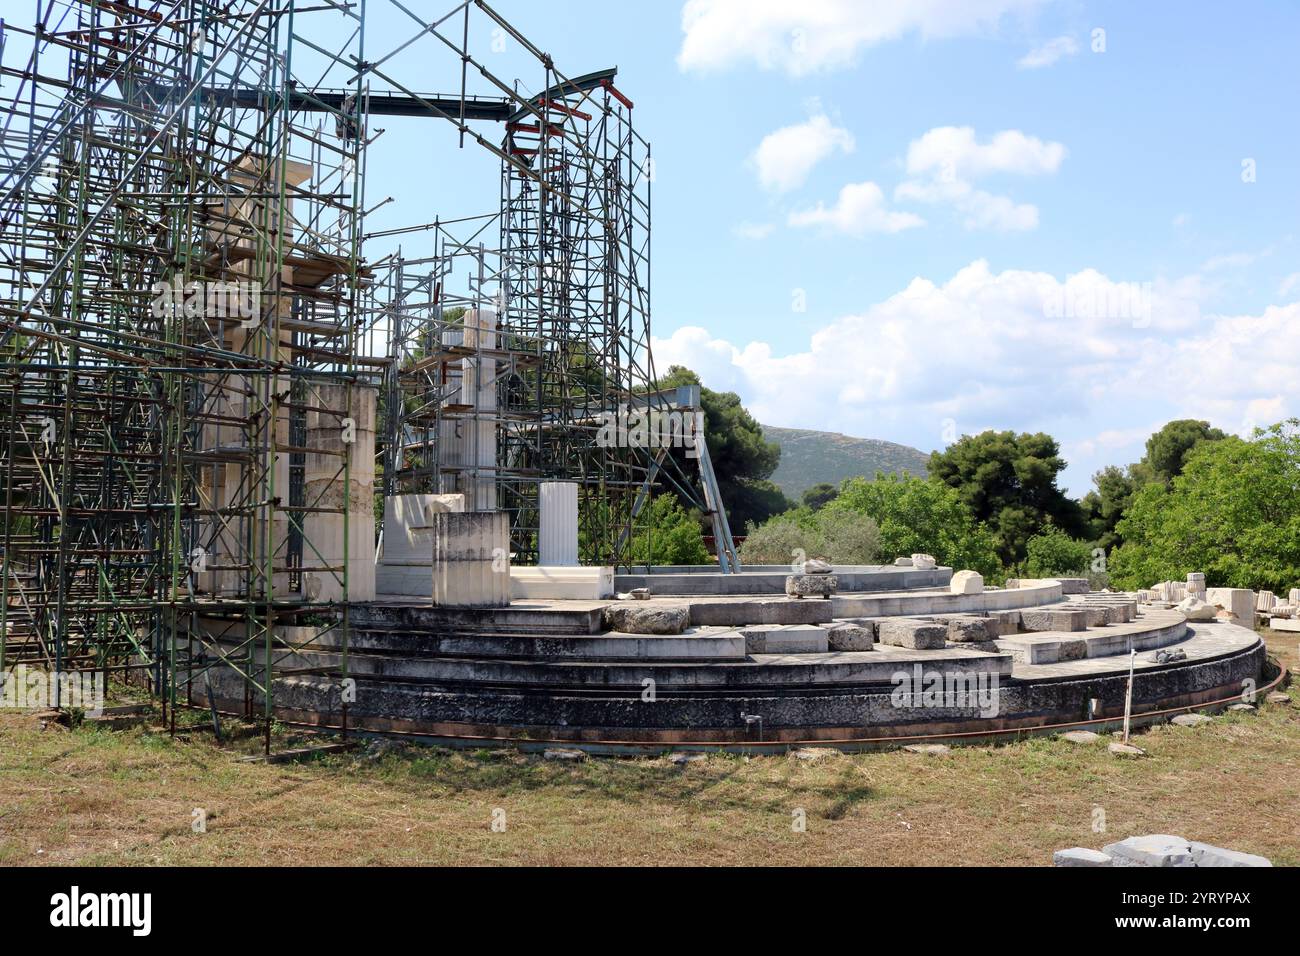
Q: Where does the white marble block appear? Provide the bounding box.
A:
[950,570,984,595]
[539,481,579,566]
[432,511,511,608]
[375,494,465,596]
[1206,587,1254,624]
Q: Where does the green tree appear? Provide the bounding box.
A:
[1141,419,1228,485]
[626,493,711,566]
[802,483,839,510]
[1082,464,1138,552]
[928,430,1084,566]
[1108,421,1300,591]
[828,473,1001,579]
[1022,526,1094,578]
[654,366,793,529]
[1083,419,1230,551]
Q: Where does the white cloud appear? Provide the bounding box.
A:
[904,126,1066,179]
[1200,251,1257,272]
[1279,272,1300,299]
[678,0,1047,76]
[752,114,855,193]
[733,221,776,240]
[788,181,925,236]
[1016,34,1078,69]
[652,260,1295,493]
[895,126,1065,232]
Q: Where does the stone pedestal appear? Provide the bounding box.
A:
[539,481,579,566]
[432,511,510,608]
[375,494,465,597]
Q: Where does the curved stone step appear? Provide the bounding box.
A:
[995,608,1187,664]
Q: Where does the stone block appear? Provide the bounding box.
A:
[1108,742,1146,758]
[1188,842,1272,867]
[603,604,690,635]
[742,624,829,654]
[1053,847,1113,867]
[910,554,937,571]
[826,622,875,651]
[1186,572,1206,599]
[893,556,913,567]
[950,570,984,595]
[1078,606,1109,627]
[431,511,510,608]
[1020,608,1089,632]
[512,566,614,600]
[1103,835,1197,867]
[1061,730,1101,744]
[1057,638,1088,661]
[1256,590,1277,612]
[946,616,993,643]
[1176,596,1217,621]
[785,573,837,599]
[1056,578,1091,594]
[1171,713,1212,728]
[877,620,947,650]
[1206,587,1254,624]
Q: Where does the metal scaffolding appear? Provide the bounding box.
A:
[0,0,731,745]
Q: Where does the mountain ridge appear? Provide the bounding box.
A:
[761,424,931,500]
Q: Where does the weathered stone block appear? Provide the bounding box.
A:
[785,573,837,599]
[1176,596,1217,621]
[603,604,690,635]
[1019,608,1089,632]
[1103,835,1197,867]
[1188,842,1272,867]
[877,620,947,650]
[910,554,937,571]
[1057,638,1088,661]
[946,617,993,643]
[826,622,875,651]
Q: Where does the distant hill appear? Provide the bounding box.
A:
[761,425,930,500]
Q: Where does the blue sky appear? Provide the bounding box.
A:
[9,0,1296,494]
[365,0,1298,495]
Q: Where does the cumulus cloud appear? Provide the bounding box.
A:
[1016,35,1078,69]
[678,0,1047,76]
[788,181,925,236]
[904,126,1067,179]
[895,126,1066,231]
[752,114,855,193]
[651,260,1293,492]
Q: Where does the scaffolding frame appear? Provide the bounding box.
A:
[0,0,732,747]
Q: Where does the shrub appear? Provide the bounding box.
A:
[739,507,880,566]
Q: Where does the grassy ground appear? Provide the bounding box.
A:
[2,633,1296,867]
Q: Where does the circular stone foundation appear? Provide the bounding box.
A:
[183,572,1274,753]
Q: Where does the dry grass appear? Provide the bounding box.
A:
[2,635,1297,867]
